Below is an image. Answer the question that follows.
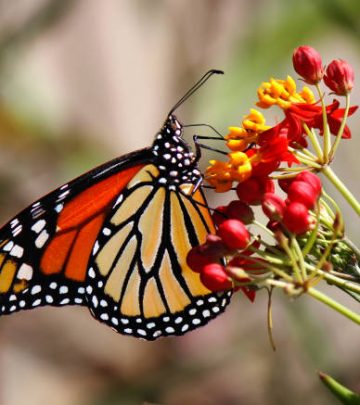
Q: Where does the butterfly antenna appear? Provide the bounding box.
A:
[169,69,224,115]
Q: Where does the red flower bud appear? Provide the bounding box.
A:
[295,171,322,197]
[205,234,227,256]
[283,202,311,234]
[200,263,233,292]
[226,200,254,224]
[212,205,228,227]
[324,59,354,95]
[186,246,216,273]
[278,177,294,193]
[236,177,274,205]
[217,219,250,250]
[267,220,281,232]
[287,181,318,209]
[262,193,286,221]
[292,46,324,84]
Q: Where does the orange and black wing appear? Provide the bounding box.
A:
[0,113,232,339]
[86,164,232,339]
[0,149,151,315]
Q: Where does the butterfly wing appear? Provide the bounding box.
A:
[87,164,232,340]
[0,114,232,339]
[0,149,152,315]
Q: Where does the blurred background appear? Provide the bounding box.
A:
[0,0,359,404]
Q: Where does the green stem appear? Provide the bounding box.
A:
[291,235,307,280]
[329,94,351,161]
[307,287,360,325]
[281,235,303,282]
[302,204,320,256]
[299,146,319,160]
[253,220,274,237]
[267,288,276,351]
[305,264,360,295]
[322,165,360,217]
[290,153,322,169]
[303,123,324,162]
[316,84,331,162]
[267,265,295,283]
[320,192,337,220]
[343,236,360,261]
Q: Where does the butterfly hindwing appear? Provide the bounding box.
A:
[87,164,231,340]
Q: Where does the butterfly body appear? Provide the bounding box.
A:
[0,113,231,339]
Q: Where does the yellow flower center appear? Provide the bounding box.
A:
[256,76,315,109]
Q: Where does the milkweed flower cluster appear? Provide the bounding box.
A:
[189,46,360,326]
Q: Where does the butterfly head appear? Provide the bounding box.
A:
[153,113,186,149]
[151,114,200,186]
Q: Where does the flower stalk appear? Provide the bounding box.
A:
[322,165,360,217]
[307,287,360,325]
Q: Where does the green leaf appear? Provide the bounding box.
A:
[318,372,360,404]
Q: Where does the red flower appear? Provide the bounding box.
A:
[187,235,226,273]
[227,248,266,302]
[287,181,318,209]
[262,193,286,221]
[293,46,324,85]
[281,100,358,145]
[283,202,311,234]
[236,176,275,205]
[187,246,217,273]
[212,205,228,227]
[200,264,233,292]
[324,59,354,95]
[226,200,254,224]
[295,171,322,197]
[217,219,250,250]
[312,100,358,139]
[258,125,300,163]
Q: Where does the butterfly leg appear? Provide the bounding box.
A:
[184,123,224,139]
[192,135,228,157]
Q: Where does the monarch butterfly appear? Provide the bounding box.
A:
[0,70,232,340]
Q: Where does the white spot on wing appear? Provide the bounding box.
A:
[35,230,49,248]
[17,263,33,280]
[31,285,41,295]
[88,267,96,278]
[102,228,111,236]
[3,241,14,252]
[12,225,22,236]
[55,203,63,213]
[10,245,23,258]
[31,219,46,233]
[114,194,123,208]
[60,298,70,305]
[92,242,100,255]
[59,286,68,294]
[45,295,54,303]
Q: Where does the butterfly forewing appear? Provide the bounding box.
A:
[0,150,151,315]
